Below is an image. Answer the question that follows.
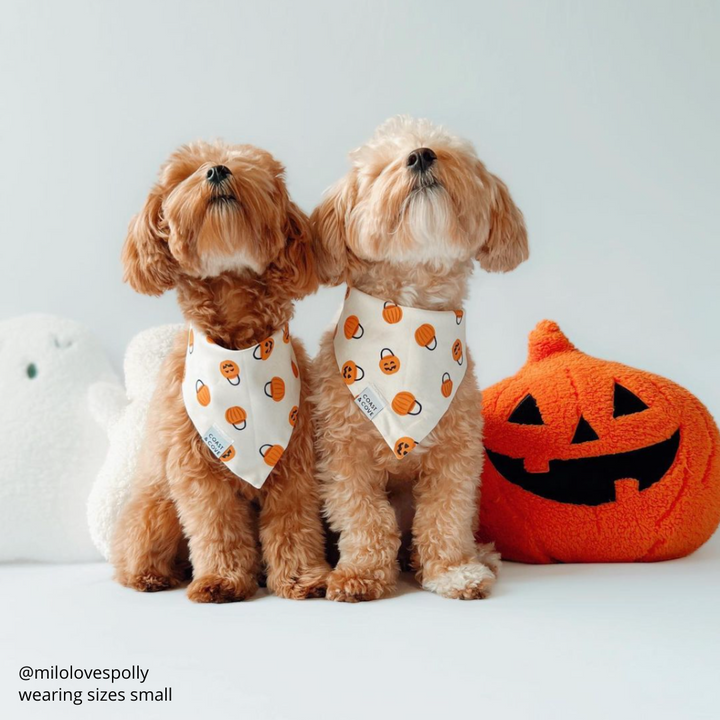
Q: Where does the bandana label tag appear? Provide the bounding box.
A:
[203,424,233,458]
[355,385,386,421]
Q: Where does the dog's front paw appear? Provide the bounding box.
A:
[423,562,496,600]
[326,566,396,603]
[270,564,330,600]
[116,569,182,593]
[476,542,502,575]
[187,573,258,604]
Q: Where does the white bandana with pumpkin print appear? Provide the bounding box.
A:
[181,324,301,488]
[334,288,467,459]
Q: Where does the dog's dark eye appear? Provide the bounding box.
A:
[508,394,544,425]
[613,383,648,417]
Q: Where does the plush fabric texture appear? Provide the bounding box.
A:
[182,323,301,488]
[333,287,467,458]
[87,324,181,559]
[477,320,720,563]
[0,315,119,562]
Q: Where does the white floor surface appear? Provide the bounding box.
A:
[2,535,719,720]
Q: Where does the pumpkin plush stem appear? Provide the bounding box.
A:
[527,320,577,363]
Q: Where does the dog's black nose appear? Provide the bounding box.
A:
[407,148,437,173]
[206,165,231,184]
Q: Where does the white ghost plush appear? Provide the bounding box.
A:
[0,315,120,562]
[88,324,182,559]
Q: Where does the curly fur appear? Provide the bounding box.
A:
[309,117,527,601]
[112,141,329,603]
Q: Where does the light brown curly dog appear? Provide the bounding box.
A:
[112,141,329,603]
[309,117,528,602]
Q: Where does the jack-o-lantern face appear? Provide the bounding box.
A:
[379,348,400,375]
[394,436,417,458]
[220,445,236,463]
[492,382,679,505]
[253,338,274,360]
[451,339,463,365]
[342,360,364,384]
[288,405,299,426]
[219,360,240,385]
[478,320,720,564]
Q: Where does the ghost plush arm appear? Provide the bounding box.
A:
[88,381,129,433]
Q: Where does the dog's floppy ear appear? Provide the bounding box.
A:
[121,186,179,296]
[476,169,529,273]
[310,172,356,286]
[265,201,319,299]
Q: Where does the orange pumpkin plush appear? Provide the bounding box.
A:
[478,320,720,563]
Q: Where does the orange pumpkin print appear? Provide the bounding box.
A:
[382,301,403,324]
[477,320,720,564]
[291,360,299,378]
[253,337,275,360]
[225,406,247,431]
[379,348,400,375]
[264,376,286,401]
[441,372,453,398]
[394,436,417,458]
[260,443,284,467]
[344,315,364,340]
[283,324,290,343]
[452,339,464,365]
[415,323,437,350]
[391,391,423,416]
[219,360,240,385]
[288,405,299,427]
[341,360,364,385]
[188,328,194,353]
[220,445,236,463]
[454,309,464,325]
[195,380,211,407]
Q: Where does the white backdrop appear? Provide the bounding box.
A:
[1,0,718,414]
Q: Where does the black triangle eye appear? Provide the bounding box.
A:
[613,383,648,418]
[508,394,544,425]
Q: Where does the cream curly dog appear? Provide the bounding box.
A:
[310,117,528,601]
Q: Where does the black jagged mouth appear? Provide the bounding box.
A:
[485,429,680,506]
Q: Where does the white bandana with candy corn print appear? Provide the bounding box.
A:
[182,324,301,488]
[334,288,467,459]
